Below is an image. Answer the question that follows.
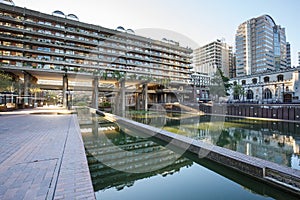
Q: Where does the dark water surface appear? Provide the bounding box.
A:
[77,109,299,200]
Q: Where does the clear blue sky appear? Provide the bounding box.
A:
[12,0,300,66]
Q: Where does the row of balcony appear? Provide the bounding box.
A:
[0,31,192,65]
[0,13,192,58]
[0,59,190,82]
[0,48,191,75]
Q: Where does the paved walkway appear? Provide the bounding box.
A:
[0,108,95,199]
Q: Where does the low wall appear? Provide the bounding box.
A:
[97,110,300,196]
[205,103,300,121]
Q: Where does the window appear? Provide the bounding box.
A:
[252,78,257,84]
[277,75,284,82]
[264,76,270,83]
[246,90,254,99]
[263,88,272,99]
[241,80,246,85]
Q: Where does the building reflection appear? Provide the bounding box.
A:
[78,114,193,192]
[132,114,300,170]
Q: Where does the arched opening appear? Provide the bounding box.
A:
[246,90,254,100]
[263,88,272,99]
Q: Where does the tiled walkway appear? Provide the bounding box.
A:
[0,109,95,200]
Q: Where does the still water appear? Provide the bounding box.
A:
[127,112,300,170]
[77,109,299,200]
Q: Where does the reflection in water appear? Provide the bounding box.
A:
[128,112,300,170]
[76,108,299,200]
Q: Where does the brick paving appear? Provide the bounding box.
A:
[0,111,95,200]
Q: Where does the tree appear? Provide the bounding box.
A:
[232,84,244,100]
[29,85,41,104]
[210,68,231,102]
[0,71,14,92]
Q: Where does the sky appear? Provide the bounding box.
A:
[10,0,300,66]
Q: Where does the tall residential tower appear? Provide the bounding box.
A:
[235,15,287,77]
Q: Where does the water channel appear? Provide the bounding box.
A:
[77,108,300,200]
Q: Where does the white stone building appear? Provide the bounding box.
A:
[229,67,300,103]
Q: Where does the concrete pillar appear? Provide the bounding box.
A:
[114,82,120,115]
[120,79,126,116]
[62,74,68,108]
[142,84,148,111]
[92,77,99,109]
[92,113,99,138]
[24,73,30,106]
[164,93,167,103]
[136,92,140,110]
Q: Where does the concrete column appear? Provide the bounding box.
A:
[114,82,120,115]
[92,113,99,138]
[164,93,167,103]
[120,79,126,117]
[136,93,140,110]
[24,73,30,106]
[142,84,148,111]
[92,77,99,109]
[62,74,68,108]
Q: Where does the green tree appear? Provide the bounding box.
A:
[210,68,231,101]
[0,71,13,92]
[232,84,244,100]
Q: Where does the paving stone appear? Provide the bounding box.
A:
[0,113,95,200]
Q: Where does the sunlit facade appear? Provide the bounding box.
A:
[229,67,300,103]
[0,3,192,84]
[193,39,233,78]
[235,15,287,77]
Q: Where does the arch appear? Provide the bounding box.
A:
[116,26,125,32]
[264,15,276,27]
[246,90,254,100]
[67,14,79,21]
[0,0,15,6]
[126,29,135,34]
[263,88,272,99]
[241,80,246,85]
[52,10,65,17]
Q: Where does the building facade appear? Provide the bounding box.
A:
[193,39,233,78]
[0,2,193,108]
[189,72,210,102]
[228,67,300,103]
[286,42,291,68]
[298,52,300,67]
[235,15,287,77]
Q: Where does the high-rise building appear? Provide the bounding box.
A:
[193,39,233,77]
[235,15,287,77]
[286,42,291,68]
[298,52,300,67]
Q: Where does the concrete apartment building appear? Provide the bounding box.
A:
[0,0,193,110]
[193,39,233,78]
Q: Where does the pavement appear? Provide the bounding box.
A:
[0,106,95,200]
